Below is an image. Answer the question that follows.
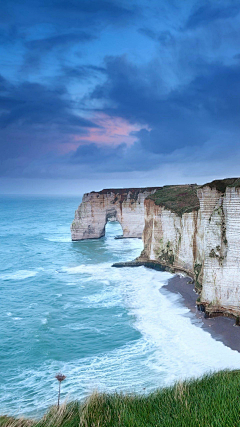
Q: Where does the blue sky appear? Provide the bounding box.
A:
[1,0,240,194]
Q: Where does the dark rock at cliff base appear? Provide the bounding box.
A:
[112,260,170,271]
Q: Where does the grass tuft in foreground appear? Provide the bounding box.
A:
[1,370,240,427]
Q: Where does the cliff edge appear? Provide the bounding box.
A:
[71,179,240,319]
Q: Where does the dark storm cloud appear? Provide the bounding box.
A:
[71,142,126,164]
[90,55,240,154]
[0,77,98,130]
[67,140,164,174]
[185,3,240,29]
[0,74,100,172]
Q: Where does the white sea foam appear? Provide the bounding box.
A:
[61,263,112,275]
[0,270,38,281]
[45,236,72,243]
[59,261,240,383]
[82,286,122,308]
[65,262,240,377]
[63,323,103,333]
[121,267,240,380]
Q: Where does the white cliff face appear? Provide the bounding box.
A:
[199,186,240,316]
[141,199,200,277]
[141,182,240,317]
[71,189,157,240]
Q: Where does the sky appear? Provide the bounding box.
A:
[1,0,240,194]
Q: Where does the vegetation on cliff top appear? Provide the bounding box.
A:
[202,177,240,193]
[147,184,200,216]
[1,371,240,427]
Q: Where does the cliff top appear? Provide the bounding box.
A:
[147,184,200,216]
[202,178,240,193]
[89,187,161,203]
[91,187,161,195]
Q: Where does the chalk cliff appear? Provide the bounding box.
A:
[71,179,240,319]
[71,188,159,240]
[138,179,240,318]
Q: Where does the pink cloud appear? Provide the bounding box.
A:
[73,113,149,147]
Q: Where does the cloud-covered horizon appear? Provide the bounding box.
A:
[1,0,240,192]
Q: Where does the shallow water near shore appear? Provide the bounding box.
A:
[1,195,240,418]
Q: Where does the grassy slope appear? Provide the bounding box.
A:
[147,184,200,216]
[202,177,240,193]
[1,370,240,427]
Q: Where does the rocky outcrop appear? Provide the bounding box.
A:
[71,179,240,319]
[71,188,159,240]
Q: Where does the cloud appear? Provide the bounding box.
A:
[0,74,101,174]
[46,0,136,23]
[138,27,157,40]
[185,3,240,29]
[25,32,96,52]
[0,79,99,130]
[138,28,175,46]
[1,0,240,186]
[90,55,240,155]
[61,64,106,81]
[70,142,126,164]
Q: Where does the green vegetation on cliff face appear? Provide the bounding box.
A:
[1,371,240,427]
[147,184,200,216]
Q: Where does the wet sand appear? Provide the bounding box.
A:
[161,275,240,353]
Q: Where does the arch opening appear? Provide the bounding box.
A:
[105,219,123,239]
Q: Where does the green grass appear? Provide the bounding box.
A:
[147,184,200,216]
[202,178,240,193]
[1,371,240,427]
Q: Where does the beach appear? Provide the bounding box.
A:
[162,275,240,353]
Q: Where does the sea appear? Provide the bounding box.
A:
[1,195,240,418]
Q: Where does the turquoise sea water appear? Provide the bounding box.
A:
[1,196,240,418]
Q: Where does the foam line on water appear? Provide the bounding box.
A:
[0,270,38,281]
[45,236,72,243]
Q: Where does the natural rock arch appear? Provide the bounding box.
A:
[71,188,158,241]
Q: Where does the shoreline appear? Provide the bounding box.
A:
[162,274,240,353]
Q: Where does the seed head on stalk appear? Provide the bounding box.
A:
[55,373,66,409]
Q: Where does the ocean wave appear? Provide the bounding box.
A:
[0,270,38,281]
[61,263,112,275]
